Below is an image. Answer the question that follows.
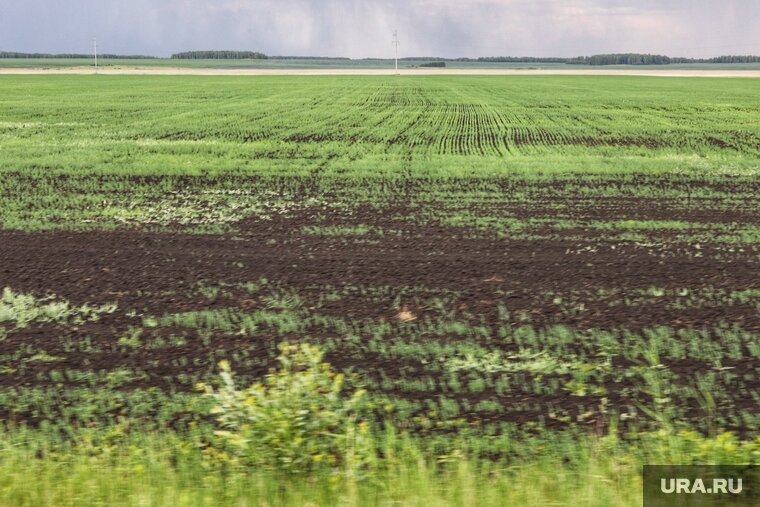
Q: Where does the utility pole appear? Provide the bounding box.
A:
[93,37,98,74]
[392,30,400,75]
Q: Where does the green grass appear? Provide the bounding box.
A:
[0,287,116,328]
[1,75,758,504]
[1,75,758,237]
[2,417,758,506]
[0,428,641,507]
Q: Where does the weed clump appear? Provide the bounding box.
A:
[0,287,116,329]
[200,342,374,474]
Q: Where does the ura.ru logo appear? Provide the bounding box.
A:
[661,478,742,495]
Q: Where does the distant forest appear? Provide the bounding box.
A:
[0,51,155,59]
[270,56,351,60]
[172,51,760,65]
[171,51,267,60]
[406,54,760,65]
[475,54,760,65]
[2,51,759,65]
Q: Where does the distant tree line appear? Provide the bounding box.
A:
[475,56,570,63]
[479,54,760,65]
[396,56,565,63]
[170,51,267,60]
[569,54,673,65]
[419,61,446,68]
[692,55,760,64]
[271,56,351,60]
[4,50,759,64]
[567,54,760,65]
[399,54,760,65]
[0,52,155,59]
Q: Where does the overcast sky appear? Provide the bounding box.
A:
[1,0,758,58]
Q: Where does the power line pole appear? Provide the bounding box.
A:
[392,30,400,75]
[93,37,98,74]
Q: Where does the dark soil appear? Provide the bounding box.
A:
[1,202,758,429]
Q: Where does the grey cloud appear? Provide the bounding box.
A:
[0,0,758,58]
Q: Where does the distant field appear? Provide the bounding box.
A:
[2,57,760,71]
[0,57,564,70]
[1,75,758,504]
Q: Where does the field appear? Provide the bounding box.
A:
[1,75,759,505]
[0,58,568,70]
[3,57,760,71]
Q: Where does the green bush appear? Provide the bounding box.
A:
[201,343,374,474]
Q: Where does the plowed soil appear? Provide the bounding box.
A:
[1,201,759,431]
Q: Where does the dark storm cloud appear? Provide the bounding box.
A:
[0,0,758,58]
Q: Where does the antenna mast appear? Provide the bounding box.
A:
[392,30,400,74]
[93,37,98,74]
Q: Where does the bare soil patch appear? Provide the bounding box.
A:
[1,206,758,430]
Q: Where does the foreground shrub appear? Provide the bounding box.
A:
[201,342,374,474]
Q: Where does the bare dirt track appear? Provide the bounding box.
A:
[2,68,760,77]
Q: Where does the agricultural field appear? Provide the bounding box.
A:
[3,57,760,71]
[1,75,759,505]
[0,57,569,70]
